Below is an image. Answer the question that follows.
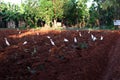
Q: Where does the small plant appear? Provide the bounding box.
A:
[72,42,88,50]
[79,42,88,49]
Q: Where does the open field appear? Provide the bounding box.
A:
[0,29,120,80]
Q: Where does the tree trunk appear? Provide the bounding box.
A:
[53,19,57,27]
[52,0,57,27]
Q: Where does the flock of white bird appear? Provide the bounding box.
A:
[4,30,104,47]
[46,30,104,46]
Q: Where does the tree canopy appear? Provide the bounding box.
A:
[0,0,120,29]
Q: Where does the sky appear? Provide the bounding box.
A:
[2,0,93,8]
[87,0,93,8]
[2,0,22,5]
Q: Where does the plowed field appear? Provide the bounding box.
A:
[0,29,120,80]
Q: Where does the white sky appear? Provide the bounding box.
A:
[2,0,93,8]
[87,0,93,8]
[2,0,22,5]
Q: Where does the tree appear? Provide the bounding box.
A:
[39,0,65,27]
[102,0,120,19]
[63,0,89,27]
[0,2,21,28]
[21,0,41,27]
[39,0,53,26]
[0,0,41,28]
[89,3,99,27]
[52,0,64,27]
[89,0,115,26]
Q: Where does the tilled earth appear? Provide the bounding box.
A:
[0,29,120,80]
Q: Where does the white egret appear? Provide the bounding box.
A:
[36,33,39,35]
[19,31,21,34]
[88,30,90,34]
[64,38,69,42]
[50,39,55,46]
[4,38,10,46]
[79,32,82,37]
[47,36,51,39]
[47,36,55,46]
[91,34,94,39]
[74,37,77,43]
[23,41,27,45]
[91,34,97,41]
[100,36,103,40]
[93,36,97,41]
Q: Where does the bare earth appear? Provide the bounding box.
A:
[0,29,120,80]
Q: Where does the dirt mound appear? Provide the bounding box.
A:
[0,29,120,80]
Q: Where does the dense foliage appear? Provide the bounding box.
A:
[0,0,120,29]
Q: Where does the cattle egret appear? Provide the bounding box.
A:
[93,36,97,41]
[47,36,51,39]
[100,36,103,40]
[74,37,77,43]
[4,38,10,46]
[79,32,82,37]
[36,33,39,35]
[64,38,69,42]
[47,36,55,46]
[23,41,27,45]
[88,30,90,34]
[91,34,94,39]
[91,34,97,41]
[50,39,55,46]
[19,31,21,34]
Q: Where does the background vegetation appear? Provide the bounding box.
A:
[0,0,120,29]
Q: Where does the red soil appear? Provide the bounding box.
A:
[0,29,120,80]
